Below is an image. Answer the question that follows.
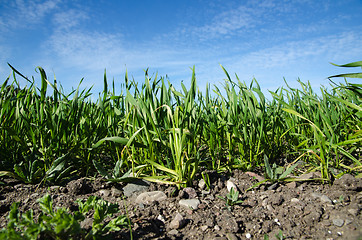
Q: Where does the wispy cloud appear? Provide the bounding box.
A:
[53,9,89,31]
[0,0,61,31]
[231,32,362,70]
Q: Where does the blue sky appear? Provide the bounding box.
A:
[1,0,362,97]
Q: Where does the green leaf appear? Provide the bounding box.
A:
[279,163,299,179]
[93,159,111,179]
[330,61,362,68]
[328,73,362,79]
[45,154,69,179]
[37,194,54,216]
[264,155,273,180]
[92,135,146,149]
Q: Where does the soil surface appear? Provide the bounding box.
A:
[0,170,361,240]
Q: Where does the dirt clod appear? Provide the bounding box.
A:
[1,171,361,239]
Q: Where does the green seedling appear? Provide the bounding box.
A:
[247,155,299,191]
[264,230,284,240]
[218,187,243,211]
[201,171,211,190]
[0,194,128,240]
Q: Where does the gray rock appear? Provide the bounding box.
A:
[226,180,238,192]
[98,189,110,197]
[311,193,333,204]
[111,187,123,197]
[168,229,179,235]
[135,191,167,204]
[169,213,186,229]
[157,214,166,223]
[268,182,279,190]
[348,208,360,216]
[183,187,197,199]
[299,171,320,180]
[332,218,344,227]
[198,179,206,189]
[179,199,200,210]
[201,225,208,231]
[66,178,92,195]
[123,179,150,197]
[286,182,297,189]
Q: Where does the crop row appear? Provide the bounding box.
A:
[0,62,361,187]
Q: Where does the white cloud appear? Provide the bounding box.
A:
[226,31,362,70]
[0,0,61,31]
[46,30,124,70]
[53,9,89,31]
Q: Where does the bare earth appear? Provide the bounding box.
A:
[0,170,361,240]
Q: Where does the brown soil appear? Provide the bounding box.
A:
[0,170,361,240]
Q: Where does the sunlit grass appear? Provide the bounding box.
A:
[0,62,361,187]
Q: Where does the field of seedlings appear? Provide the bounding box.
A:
[0,62,361,240]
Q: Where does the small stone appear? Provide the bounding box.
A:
[291,198,300,203]
[299,172,319,180]
[227,180,238,192]
[98,189,110,197]
[111,187,122,197]
[245,233,252,239]
[348,208,359,216]
[214,225,221,231]
[320,195,333,204]
[50,186,60,191]
[266,205,274,211]
[262,199,268,207]
[168,229,179,235]
[201,190,211,195]
[183,187,197,199]
[179,199,200,210]
[198,179,206,190]
[201,225,208,231]
[311,193,332,204]
[30,193,39,198]
[268,182,279,190]
[260,195,268,200]
[136,191,167,204]
[169,213,186,229]
[286,182,297,189]
[123,180,150,197]
[274,218,281,226]
[157,214,165,223]
[198,203,206,209]
[345,219,353,225]
[332,218,344,227]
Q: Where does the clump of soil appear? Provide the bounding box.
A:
[0,170,361,240]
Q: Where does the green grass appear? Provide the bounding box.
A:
[0,62,361,187]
